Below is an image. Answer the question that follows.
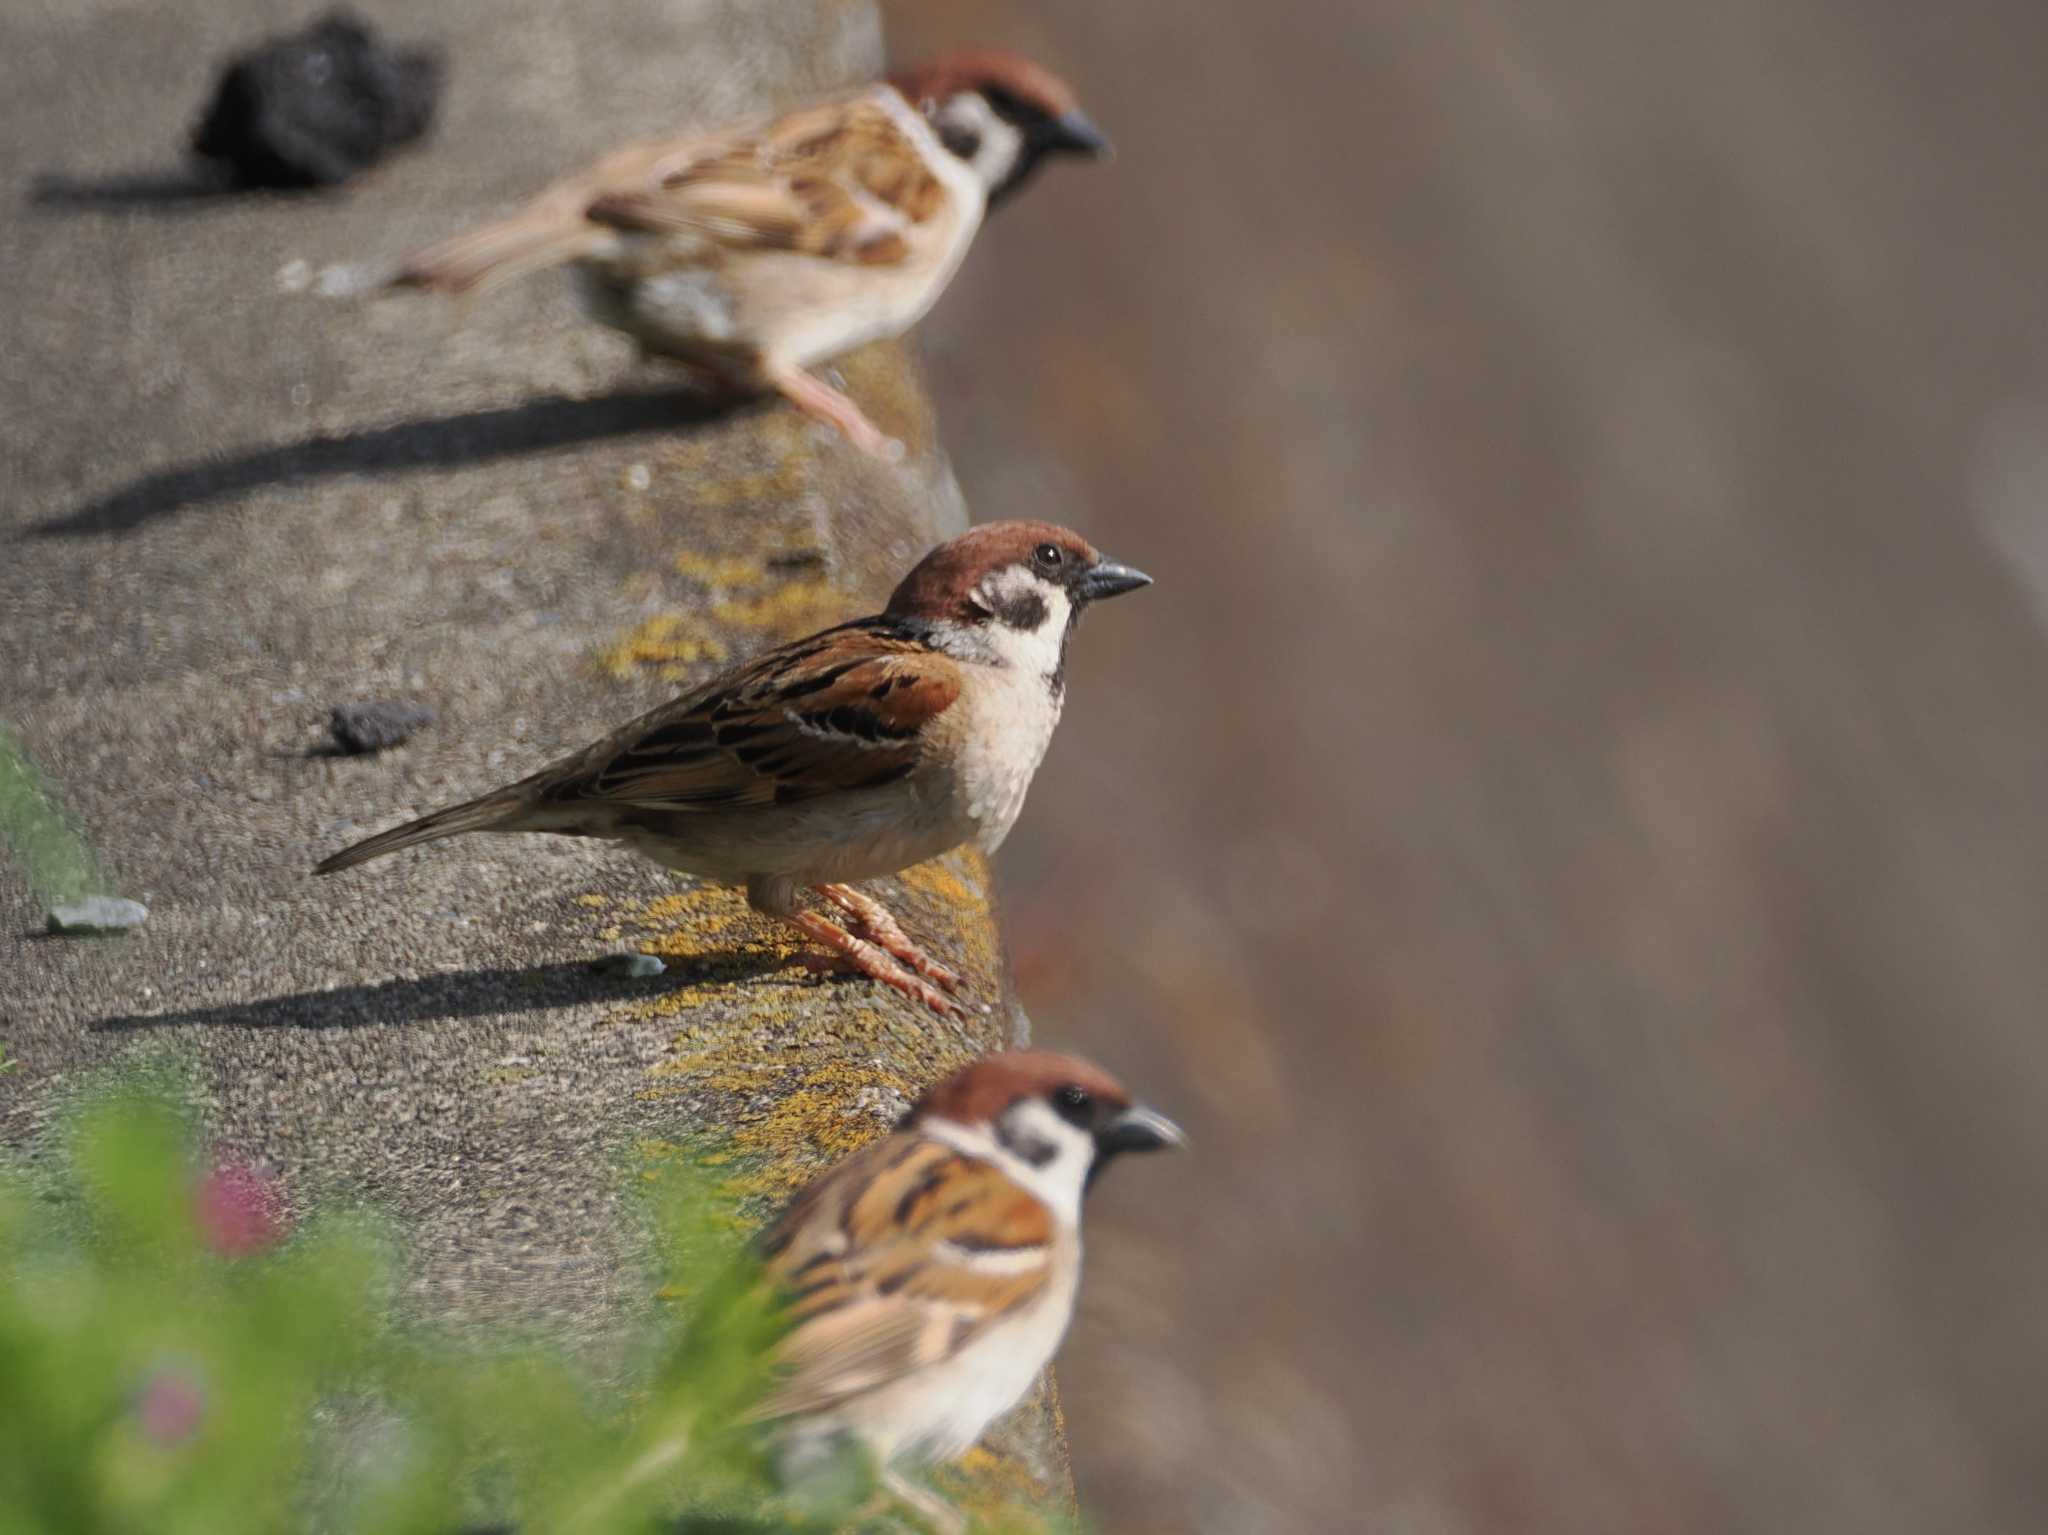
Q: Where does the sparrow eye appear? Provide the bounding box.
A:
[1053,1083,1094,1125]
[1034,543,1064,569]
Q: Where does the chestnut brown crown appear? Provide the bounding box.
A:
[889,47,1083,120]
[886,520,1107,623]
[905,1050,1134,1129]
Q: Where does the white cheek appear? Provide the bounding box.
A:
[974,568,1071,678]
[986,607,1067,677]
[925,1103,1095,1229]
[935,95,1025,190]
[972,122,1025,188]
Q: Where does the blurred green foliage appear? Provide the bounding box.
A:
[0,1075,1055,1535]
[0,722,103,908]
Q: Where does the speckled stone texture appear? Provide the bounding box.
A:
[1,0,1066,1519]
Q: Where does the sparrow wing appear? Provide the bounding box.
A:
[388,128,739,296]
[581,92,948,267]
[393,89,943,294]
[753,1136,1057,1420]
[527,619,959,815]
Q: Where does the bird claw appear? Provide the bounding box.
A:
[813,884,964,992]
[788,909,971,1020]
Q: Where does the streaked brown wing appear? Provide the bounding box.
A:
[753,1136,1056,1420]
[583,93,946,267]
[531,620,958,814]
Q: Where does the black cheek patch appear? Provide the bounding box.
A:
[988,588,1049,632]
[994,1117,1058,1169]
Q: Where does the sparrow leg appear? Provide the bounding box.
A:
[878,1469,966,1535]
[764,360,905,463]
[785,910,966,1020]
[812,883,965,994]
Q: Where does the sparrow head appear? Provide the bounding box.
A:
[890,48,1108,206]
[907,1051,1185,1214]
[886,520,1150,685]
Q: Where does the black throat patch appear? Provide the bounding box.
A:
[1050,619,1074,696]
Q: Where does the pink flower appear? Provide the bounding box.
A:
[192,1161,286,1258]
[136,1366,206,1447]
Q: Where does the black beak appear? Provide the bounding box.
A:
[1094,1104,1186,1159]
[1035,109,1111,159]
[1076,559,1152,603]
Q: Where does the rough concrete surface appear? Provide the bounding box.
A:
[1,0,1064,1518]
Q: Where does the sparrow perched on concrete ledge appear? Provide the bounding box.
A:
[389,49,1108,459]
[755,1050,1183,1531]
[314,522,1150,1016]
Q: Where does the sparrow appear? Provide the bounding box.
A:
[754,1050,1184,1531]
[313,521,1151,1017]
[389,48,1108,460]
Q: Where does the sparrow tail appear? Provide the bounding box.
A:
[390,219,609,299]
[312,793,523,875]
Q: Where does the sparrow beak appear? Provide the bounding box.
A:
[1076,560,1152,603]
[1037,109,1112,159]
[1095,1104,1187,1158]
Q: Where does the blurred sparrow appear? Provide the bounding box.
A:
[756,1050,1183,1531]
[390,48,1108,459]
[314,522,1150,1017]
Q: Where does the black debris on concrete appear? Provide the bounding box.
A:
[190,9,444,189]
[329,700,436,755]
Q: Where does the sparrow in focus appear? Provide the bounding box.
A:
[313,521,1151,1017]
[755,1050,1183,1531]
[389,48,1108,459]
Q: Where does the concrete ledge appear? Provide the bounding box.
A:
[0,0,1066,1521]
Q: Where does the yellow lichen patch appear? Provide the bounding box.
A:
[631,958,984,1210]
[609,969,809,1030]
[659,436,714,476]
[662,425,813,514]
[731,1060,909,1190]
[597,613,732,682]
[895,851,1002,976]
[631,884,751,931]
[933,1444,1061,1527]
[672,549,773,589]
[592,885,814,1028]
[601,505,847,682]
[576,893,610,908]
[631,885,795,952]
[708,577,849,640]
[682,460,810,513]
[648,1042,965,1211]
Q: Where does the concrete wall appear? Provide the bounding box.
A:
[1,0,1067,1521]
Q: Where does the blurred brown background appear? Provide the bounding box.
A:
[889,1,2048,1531]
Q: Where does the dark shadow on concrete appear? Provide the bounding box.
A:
[87,954,794,1032]
[25,168,275,213]
[29,387,750,540]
